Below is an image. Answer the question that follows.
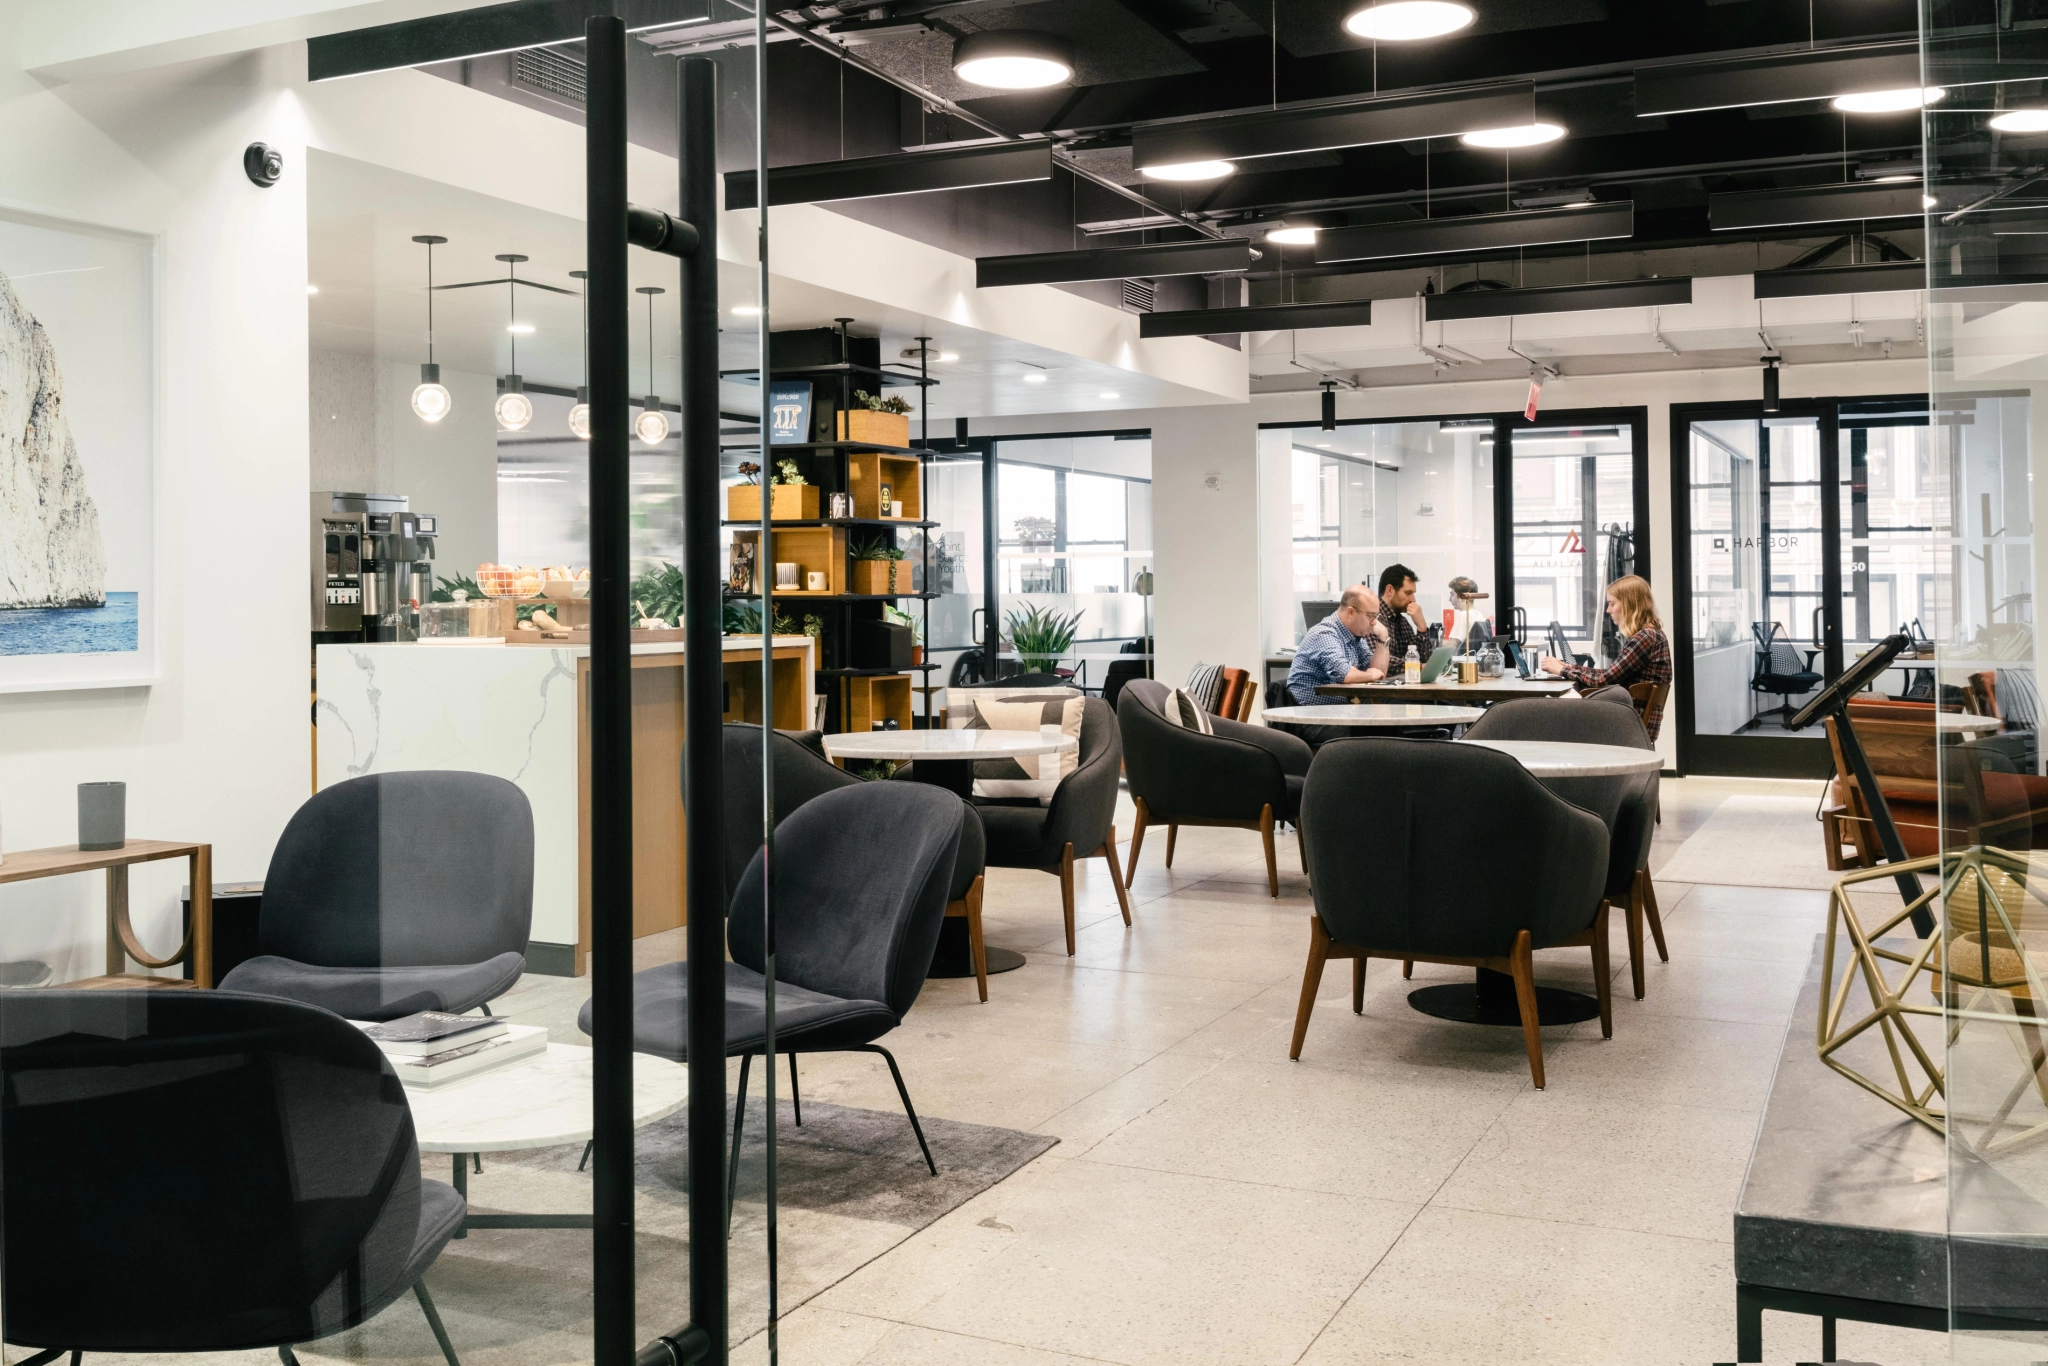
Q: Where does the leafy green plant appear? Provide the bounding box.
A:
[630,562,686,626]
[883,604,924,644]
[853,389,913,415]
[851,535,906,562]
[1004,603,1083,673]
[432,573,483,604]
[722,598,822,639]
[775,457,806,486]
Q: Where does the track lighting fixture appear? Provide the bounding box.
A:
[409,235,451,424]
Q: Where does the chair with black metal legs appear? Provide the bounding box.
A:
[1751,622,1823,729]
[1,990,466,1366]
[582,780,962,1231]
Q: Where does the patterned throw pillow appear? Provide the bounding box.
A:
[965,694,1084,802]
[943,684,1077,728]
[1184,662,1223,713]
[1159,687,1214,735]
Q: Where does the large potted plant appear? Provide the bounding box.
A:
[849,535,910,595]
[726,458,821,521]
[1004,603,1083,673]
[837,390,913,448]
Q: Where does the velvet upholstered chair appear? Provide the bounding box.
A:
[972,696,1132,955]
[722,723,991,1000]
[1291,739,1611,1088]
[1118,678,1311,898]
[219,771,534,1021]
[1,991,466,1366]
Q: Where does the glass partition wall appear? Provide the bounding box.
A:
[1923,6,2048,1355]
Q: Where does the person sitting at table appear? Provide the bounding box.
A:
[1284,587,1389,746]
[1540,574,1672,740]
[1375,563,1426,671]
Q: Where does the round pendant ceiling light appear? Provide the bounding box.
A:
[1343,1,1475,41]
[1460,122,1566,148]
[1832,87,1945,113]
[1267,225,1319,245]
[953,30,1073,89]
[1141,159,1236,181]
[568,270,590,440]
[636,285,670,445]
[409,235,452,424]
[1991,107,2048,131]
[494,253,533,431]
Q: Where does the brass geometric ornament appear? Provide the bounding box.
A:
[1821,845,2048,1156]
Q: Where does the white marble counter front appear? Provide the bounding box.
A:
[316,635,814,957]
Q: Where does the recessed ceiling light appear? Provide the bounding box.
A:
[1099,391,1120,399]
[305,284,320,295]
[1022,373,1048,383]
[1923,194,1939,208]
[730,304,761,316]
[952,30,1073,90]
[938,351,960,362]
[1872,174,1918,183]
[507,322,535,334]
[1343,1,1475,41]
[1991,108,2048,132]
[1832,87,1945,114]
[1315,442,1333,448]
[1142,159,1236,182]
[1267,226,1318,244]
[1460,122,1566,149]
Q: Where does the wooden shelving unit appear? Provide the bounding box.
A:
[723,319,941,733]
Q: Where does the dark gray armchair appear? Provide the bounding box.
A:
[585,782,963,1206]
[723,724,992,1000]
[1463,697,1667,997]
[1,990,465,1366]
[219,772,533,1021]
[1118,678,1311,897]
[975,696,1131,954]
[1291,739,1610,1088]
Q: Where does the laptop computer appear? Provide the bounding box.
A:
[1416,644,1455,683]
[1505,640,1536,678]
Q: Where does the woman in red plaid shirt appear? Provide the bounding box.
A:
[1539,574,1672,740]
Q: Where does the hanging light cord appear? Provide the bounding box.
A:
[425,241,436,365]
[507,261,518,374]
[646,292,656,395]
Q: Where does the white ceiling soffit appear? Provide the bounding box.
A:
[1248,275,1927,390]
[20,0,472,81]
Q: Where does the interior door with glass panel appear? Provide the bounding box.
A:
[1502,415,1645,665]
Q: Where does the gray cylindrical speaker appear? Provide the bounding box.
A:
[78,782,126,851]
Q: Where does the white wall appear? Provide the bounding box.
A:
[0,44,312,979]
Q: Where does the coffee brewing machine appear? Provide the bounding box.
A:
[311,492,438,642]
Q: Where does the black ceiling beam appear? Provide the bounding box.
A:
[977,238,1252,287]
[1423,277,1693,321]
[307,0,708,81]
[726,144,1053,209]
[1753,261,1925,298]
[1317,203,1634,264]
[1131,84,1535,170]
[1634,42,1918,118]
[1138,299,1374,338]
[1710,180,1927,230]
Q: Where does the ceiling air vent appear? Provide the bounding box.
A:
[515,46,586,104]
[1122,278,1156,313]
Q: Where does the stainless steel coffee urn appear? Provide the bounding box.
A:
[311,492,438,642]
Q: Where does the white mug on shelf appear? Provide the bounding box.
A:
[889,500,905,519]
[806,571,826,591]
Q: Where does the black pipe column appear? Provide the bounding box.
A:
[584,13,635,1366]
[676,53,729,1363]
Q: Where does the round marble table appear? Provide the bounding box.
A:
[1262,703,1486,729]
[820,728,1080,979]
[1408,739,1665,1030]
[407,1042,688,1234]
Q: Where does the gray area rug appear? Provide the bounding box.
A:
[287,1096,1055,1366]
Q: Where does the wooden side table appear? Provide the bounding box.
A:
[0,841,213,988]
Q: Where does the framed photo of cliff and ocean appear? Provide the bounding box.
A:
[0,207,156,692]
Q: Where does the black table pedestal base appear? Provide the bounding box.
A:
[1408,967,1601,1026]
[927,918,1025,978]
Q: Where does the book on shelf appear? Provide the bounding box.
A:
[357,1010,507,1056]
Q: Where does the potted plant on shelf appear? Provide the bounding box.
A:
[883,604,926,664]
[837,389,914,448]
[850,535,910,595]
[1004,603,1083,674]
[726,457,821,521]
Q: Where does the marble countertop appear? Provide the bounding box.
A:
[1459,738,1662,776]
[349,634,815,659]
[822,729,1079,762]
[1263,704,1485,726]
[406,1043,689,1152]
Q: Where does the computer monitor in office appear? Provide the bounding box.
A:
[1302,600,1340,632]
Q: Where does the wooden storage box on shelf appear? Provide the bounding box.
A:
[731,525,846,595]
[726,483,821,522]
[842,673,913,733]
[849,558,913,596]
[836,409,910,448]
[847,451,923,520]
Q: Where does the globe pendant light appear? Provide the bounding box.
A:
[409,235,451,423]
[494,253,533,431]
[635,285,670,445]
[568,269,591,440]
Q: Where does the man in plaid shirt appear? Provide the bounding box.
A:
[1540,575,1672,740]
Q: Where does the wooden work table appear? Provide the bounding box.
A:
[315,636,816,977]
[0,841,212,987]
